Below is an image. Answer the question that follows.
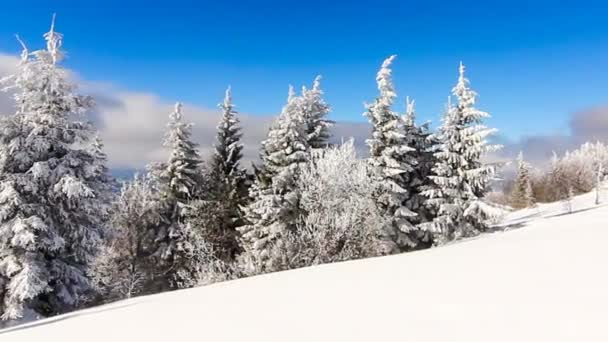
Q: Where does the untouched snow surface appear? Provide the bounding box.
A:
[2,190,607,341]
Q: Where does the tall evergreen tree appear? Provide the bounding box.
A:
[0,18,111,319]
[300,76,333,149]
[153,102,202,208]
[510,152,535,209]
[422,62,501,244]
[148,103,204,290]
[364,55,419,251]
[192,87,247,261]
[239,86,309,271]
[401,97,438,247]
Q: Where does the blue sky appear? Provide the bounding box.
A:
[0,0,607,141]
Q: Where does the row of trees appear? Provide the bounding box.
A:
[508,142,607,209]
[0,21,501,321]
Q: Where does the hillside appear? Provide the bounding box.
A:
[1,190,607,341]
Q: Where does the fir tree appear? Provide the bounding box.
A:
[510,152,535,209]
[422,62,501,245]
[364,55,419,251]
[239,86,309,271]
[401,97,438,248]
[152,102,203,208]
[300,76,333,149]
[148,103,204,290]
[0,18,111,319]
[192,87,247,261]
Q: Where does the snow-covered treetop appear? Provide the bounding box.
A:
[451,62,489,122]
[376,55,397,107]
[43,14,63,65]
[403,96,416,127]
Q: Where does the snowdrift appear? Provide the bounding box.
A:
[2,191,607,341]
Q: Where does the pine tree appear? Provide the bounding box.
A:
[422,62,501,245]
[148,103,205,290]
[363,55,419,251]
[300,76,333,149]
[192,87,247,261]
[239,86,309,271]
[510,152,535,209]
[0,18,111,319]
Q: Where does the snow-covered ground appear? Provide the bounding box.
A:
[2,190,607,341]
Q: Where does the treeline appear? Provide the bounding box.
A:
[501,142,607,209]
[0,21,502,321]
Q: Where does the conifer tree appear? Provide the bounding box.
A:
[300,76,333,149]
[239,86,309,271]
[148,103,204,289]
[0,18,111,319]
[191,87,247,261]
[510,152,535,209]
[401,98,438,247]
[363,55,419,251]
[422,62,501,244]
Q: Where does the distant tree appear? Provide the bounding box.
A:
[0,18,111,319]
[422,63,501,244]
[510,152,535,209]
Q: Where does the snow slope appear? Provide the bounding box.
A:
[2,191,607,341]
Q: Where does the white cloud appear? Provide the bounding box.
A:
[0,53,370,169]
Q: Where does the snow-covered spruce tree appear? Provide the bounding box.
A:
[363,55,420,252]
[92,175,164,301]
[300,76,333,149]
[401,97,439,247]
[190,87,247,262]
[239,86,309,272]
[148,103,205,290]
[422,63,501,245]
[510,152,535,209]
[0,19,111,319]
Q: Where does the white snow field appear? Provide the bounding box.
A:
[2,190,607,341]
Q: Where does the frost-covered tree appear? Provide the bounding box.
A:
[152,102,203,208]
[239,86,309,272]
[363,55,419,251]
[422,62,501,244]
[296,140,388,263]
[147,103,205,290]
[510,152,535,209]
[194,87,247,261]
[92,175,164,301]
[401,97,438,247]
[300,76,333,149]
[0,19,111,319]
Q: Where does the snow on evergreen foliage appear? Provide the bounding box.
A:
[152,102,202,207]
[239,86,309,272]
[147,103,205,290]
[300,76,333,149]
[422,63,501,244]
[194,87,247,261]
[510,152,535,209]
[0,18,111,319]
[363,55,420,251]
